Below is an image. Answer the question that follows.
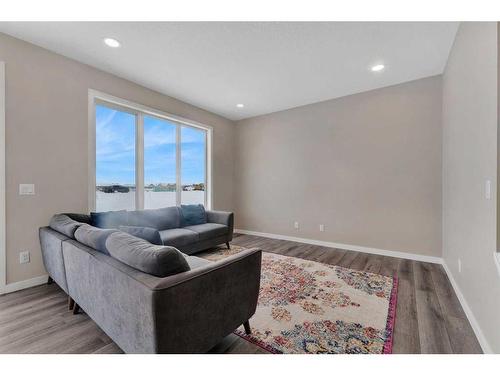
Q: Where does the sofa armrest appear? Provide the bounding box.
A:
[206,210,233,241]
[151,248,262,353]
[151,248,260,290]
[206,210,233,229]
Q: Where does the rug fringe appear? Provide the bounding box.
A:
[383,275,399,354]
[233,330,282,354]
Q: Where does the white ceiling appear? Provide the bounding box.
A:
[0,22,458,121]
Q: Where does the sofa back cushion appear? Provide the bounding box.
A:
[90,210,128,229]
[105,231,190,277]
[75,224,118,254]
[63,213,92,225]
[127,206,180,230]
[180,204,207,226]
[118,225,162,245]
[49,214,83,238]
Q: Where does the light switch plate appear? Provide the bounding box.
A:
[19,183,35,195]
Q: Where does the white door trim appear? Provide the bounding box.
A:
[0,62,6,293]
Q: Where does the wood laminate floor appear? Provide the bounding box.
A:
[0,234,482,354]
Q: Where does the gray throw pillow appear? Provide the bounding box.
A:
[75,224,118,254]
[180,204,207,226]
[49,214,83,238]
[119,225,162,245]
[90,210,128,229]
[105,231,190,277]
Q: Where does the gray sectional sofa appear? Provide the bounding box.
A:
[39,206,262,354]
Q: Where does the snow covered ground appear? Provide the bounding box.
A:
[96,191,205,211]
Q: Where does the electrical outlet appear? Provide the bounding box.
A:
[19,251,30,264]
[319,224,325,232]
[458,258,462,273]
[294,221,299,230]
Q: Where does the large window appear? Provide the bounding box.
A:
[91,92,211,212]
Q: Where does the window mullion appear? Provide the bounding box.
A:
[176,124,181,206]
[89,98,97,212]
[136,113,144,210]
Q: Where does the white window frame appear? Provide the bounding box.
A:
[88,89,213,212]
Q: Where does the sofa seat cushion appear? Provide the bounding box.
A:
[159,228,199,247]
[105,231,190,277]
[182,223,228,241]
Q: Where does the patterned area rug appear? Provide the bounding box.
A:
[199,245,398,354]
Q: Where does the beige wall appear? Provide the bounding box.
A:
[442,22,499,353]
[0,33,236,284]
[235,76,442,257]
[498,22,500,252]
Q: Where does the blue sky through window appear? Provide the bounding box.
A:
[96,105,135,185]
[96,104,206,186]
[181,126,206,185]
[144,115,176,185]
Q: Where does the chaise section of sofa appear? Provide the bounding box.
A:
[61,238,261,353]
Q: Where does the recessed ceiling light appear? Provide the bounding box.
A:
[371,64,385,72]
[104,38,121,48]
[236,104,244,108]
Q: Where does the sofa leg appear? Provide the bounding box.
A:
[73,303,80,315]
[226,242,231,250]
[47,276,53,285]
[68,296,75,311]
[243,321,251,335]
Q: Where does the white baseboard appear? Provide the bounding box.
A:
[0,274,48,295]
[441,262,493,354]
[235,229,443,264]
